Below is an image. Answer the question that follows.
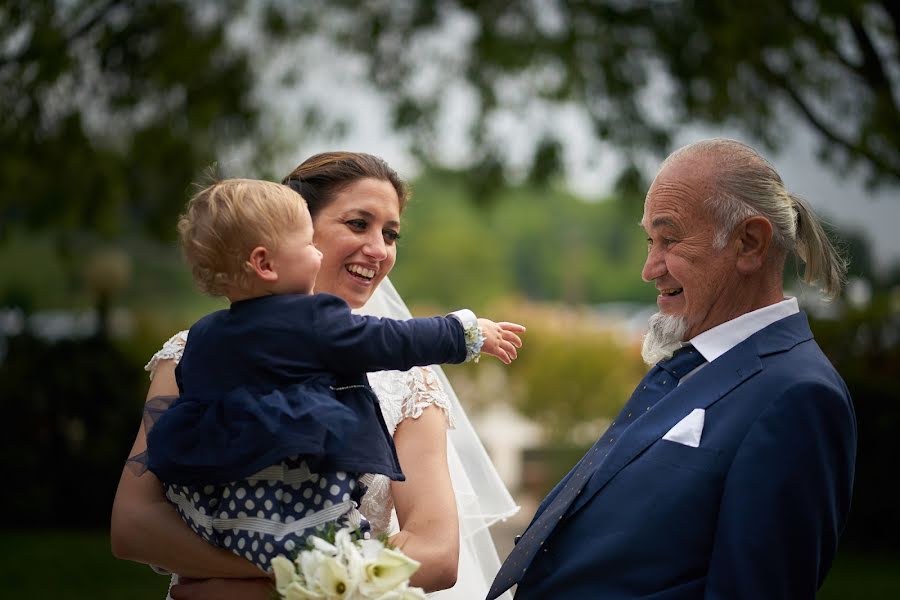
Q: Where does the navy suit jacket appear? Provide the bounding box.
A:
[515,312,856,599]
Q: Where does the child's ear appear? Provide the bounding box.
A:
[245,246,278,282]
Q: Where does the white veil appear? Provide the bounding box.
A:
[359,277,519,598]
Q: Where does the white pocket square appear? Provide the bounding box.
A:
[662,408,705,448]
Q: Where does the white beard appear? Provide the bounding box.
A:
[641,312,689,365]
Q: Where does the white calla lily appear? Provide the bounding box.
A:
[297,549,326,589]
[358,548,421,597]
[271,555,298,594]
[317,555,356,599]
[310,536,339,556]
[273,528,421,600]
[357,538,384,561]
[337,532,365,588]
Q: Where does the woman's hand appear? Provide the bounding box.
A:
[170,577,274,600]
[478,319,526,364]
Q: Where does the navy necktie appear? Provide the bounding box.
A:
[487,345,706,600]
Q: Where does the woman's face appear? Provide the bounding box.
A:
[311,177,401,308]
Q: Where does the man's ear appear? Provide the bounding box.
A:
[245,246,278,282]
[735,216,772,274]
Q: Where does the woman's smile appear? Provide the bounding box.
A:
[345,263,377,282]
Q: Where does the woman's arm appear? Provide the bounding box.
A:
[169,578,274,600]
[109,359,265,579]
[389,404,460,592]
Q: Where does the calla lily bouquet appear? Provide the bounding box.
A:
[271,526,426,600]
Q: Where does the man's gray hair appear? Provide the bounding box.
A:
[663,138,847,298]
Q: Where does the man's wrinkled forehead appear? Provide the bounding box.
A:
[641,163,714,229]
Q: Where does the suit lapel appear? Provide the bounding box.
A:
[565,311,814,518]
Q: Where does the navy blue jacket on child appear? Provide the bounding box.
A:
[136,293,474,571]
[144,292,471,486]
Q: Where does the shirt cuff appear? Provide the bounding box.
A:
[447,309,484,363]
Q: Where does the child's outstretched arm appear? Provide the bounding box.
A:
[312,294,524,372]
[477,319,526,365]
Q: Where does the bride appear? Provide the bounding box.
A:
[111,152,517,599]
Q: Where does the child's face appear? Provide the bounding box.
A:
[270,209,323,295]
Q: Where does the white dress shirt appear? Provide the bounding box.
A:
[681,297,800,383]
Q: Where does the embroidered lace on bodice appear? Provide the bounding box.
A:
[145,331,454,536]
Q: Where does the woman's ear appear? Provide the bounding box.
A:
[245,246,278,282]
[735,216,773,274]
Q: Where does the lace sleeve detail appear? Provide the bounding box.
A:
[144,330,188,380]
[359,366,455,536]
[400,366,455,429]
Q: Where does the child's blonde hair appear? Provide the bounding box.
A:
[177,178,308,297]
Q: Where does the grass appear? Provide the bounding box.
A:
[0,530,168,600]
[1,530,896,598]
[818,551,900,599]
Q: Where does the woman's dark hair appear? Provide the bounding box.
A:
[282,152,409,217]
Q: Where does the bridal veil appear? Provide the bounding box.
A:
[359,278,519,599]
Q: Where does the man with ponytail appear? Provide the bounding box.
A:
[491,139,856,600]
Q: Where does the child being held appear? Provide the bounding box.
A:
[130,179,524,572]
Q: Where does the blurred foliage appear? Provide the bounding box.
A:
[293,0,900,189]
[503,309,646,443]
[811,293,900,554]
[391,168,653,309]
[0,225,224,321]
[0,332,147,528]
[441,298,648,444]
[0,0,262,244]
[0,230,70,312]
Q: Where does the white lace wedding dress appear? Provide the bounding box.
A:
[146,278,517,599]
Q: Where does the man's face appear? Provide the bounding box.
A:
[640,158,744,340]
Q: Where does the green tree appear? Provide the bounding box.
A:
[0,0,260,242]
[294,0,900,188]
[507,323,646,443]
[811,296,900,553]
[390,168,653,308]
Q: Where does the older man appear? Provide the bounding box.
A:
[488,139,856,599]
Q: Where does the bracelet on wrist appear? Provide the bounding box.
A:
[447,309,485,362]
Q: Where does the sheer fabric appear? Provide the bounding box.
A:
[355,278,518,599]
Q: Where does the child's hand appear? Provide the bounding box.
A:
[478,319,526,364]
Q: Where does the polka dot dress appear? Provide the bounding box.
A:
[163,455,368,572]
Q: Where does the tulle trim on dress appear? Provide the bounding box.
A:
[130,379,360,486]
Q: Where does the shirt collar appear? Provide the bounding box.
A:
[689,297,799,364]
